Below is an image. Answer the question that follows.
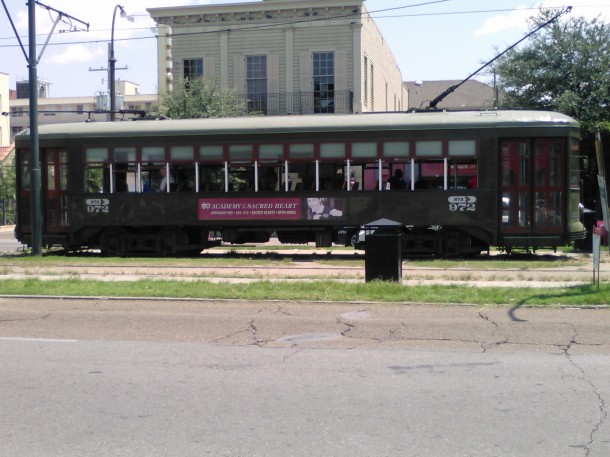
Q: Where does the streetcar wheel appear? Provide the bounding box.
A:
[441,230,462,257]
[157,227,188,255]
[100,228,127,257]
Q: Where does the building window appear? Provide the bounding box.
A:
[183,58,203,81]
[363,56,368,106]
[370,64,374,110]
[11,107,24,118]
[246,55,267,114]
[313,52,334,113]
[77,104,84,114]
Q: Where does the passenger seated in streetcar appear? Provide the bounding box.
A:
[177,171,195,192]
[158,168,174,192]
[261,168,278,191]
[388,169,407,190]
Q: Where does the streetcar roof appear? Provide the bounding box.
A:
[16,110,579,141]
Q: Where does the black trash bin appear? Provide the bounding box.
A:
[364,219,403,282]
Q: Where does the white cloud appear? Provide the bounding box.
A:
[473,1,610,37]
[47,44,104,65]
[474,6,531,36]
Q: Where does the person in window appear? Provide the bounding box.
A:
[388,169,407,190]
[158,168,174,192]
[261,168,277,191]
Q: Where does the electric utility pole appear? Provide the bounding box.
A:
[1,0,88,255]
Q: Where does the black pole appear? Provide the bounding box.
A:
[109,5,121,122]
[28,0,42,255]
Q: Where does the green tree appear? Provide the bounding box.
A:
[495,10,610,135]
[161,78,249,119]
[0,162,16,224]
[0,164,16,199]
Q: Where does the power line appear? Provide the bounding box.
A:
[0,1,447,43]
[0,3,602,49]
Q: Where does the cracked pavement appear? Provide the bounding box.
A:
[1,296,609,456]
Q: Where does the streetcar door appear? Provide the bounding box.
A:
[17,151,31,232]
[500,139,564,236]
[43,149,69,233]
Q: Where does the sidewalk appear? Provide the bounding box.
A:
[0,225,15,232]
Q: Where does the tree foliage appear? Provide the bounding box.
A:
[495,9,610,134]
[160,78,249,119]
[0,163,16,200]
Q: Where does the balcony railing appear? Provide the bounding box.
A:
[238,90,353,115]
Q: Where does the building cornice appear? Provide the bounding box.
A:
[148,0,363,28]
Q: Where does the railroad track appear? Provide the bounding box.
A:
[0,256,606,287]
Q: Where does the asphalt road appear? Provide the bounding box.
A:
[1,297,609,457]
[0,227,22,253]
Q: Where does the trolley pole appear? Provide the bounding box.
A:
[28,0,42,256]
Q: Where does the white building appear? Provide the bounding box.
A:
[148,0,407,115]
[8,81,158,141]
[0,72,9,147]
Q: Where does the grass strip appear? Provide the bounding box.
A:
[0,278,608,307]
[0,252,589,270]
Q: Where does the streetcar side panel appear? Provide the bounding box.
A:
[14,111,585,255]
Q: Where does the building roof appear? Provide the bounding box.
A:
[405,80,499,110]
[0,144,14,164]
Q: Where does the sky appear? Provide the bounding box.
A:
[1,0,609,98]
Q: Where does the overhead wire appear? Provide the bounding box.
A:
[0,2,589,49]
[0,0,448,44]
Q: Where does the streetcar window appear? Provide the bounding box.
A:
[229,164,252,191]
[319,162,345,190]
[383,142,409,158]
[259,165,279,191]
[86,148,108,162]
[347,163,363,191]
[569,140,582,188]
[229,145,253,161]
[362,160,389,190]
[200,145,224,160]
[259,144,283,160]
[320,143,345,159]
[415,160,444,189]
[113,147,136,162]
[84,168,104,194]
[280,171,301,191]
[448,160,478,189]
[416,141,442,157]
[547,141,562,186]
[286,163,311,190]
[289,144,314,159]
[20,156,31,189]
[448,140,476,156]
[351,142,377,158]
[142,146,165,162]
[47,156,56,191]
[60,151,68,191]
[140,162,163,192]
[113,147,137,192]
[200,165,225,191]
[84,148,108,194]
[175,164,196,192]
[171,146,194,161]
